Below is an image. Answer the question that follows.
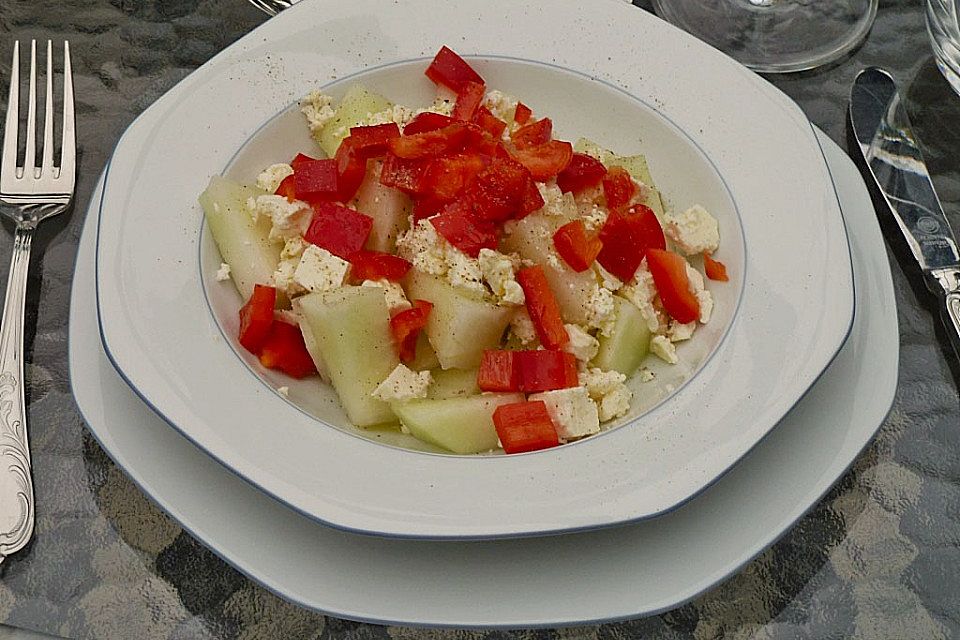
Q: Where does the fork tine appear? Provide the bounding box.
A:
[59,40,74,183]
[22,40,37,178]
[1,41,20,180]
[41,41,54,175]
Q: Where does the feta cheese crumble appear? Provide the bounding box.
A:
[650,335,679,364]
[215,262,231,282]
[256,163,294,193]
[668,320,697,342]
[685,263,713,324]
[594,263,623,292]
[509,309,538,346]
[664,205,720,255]
[585,286,616,337]
[478,249,525,306]
[482,90,519,126]
[528,386,600,442]
[579,367,632,422]
[396,219,487,298]
[293,245,350,293]
[249,195,312,242]
[365,104,417,128]
[361,279,412,314]
[563,324,600,363]
[371,364,432,403]
[277,386,290,398]
[301,91,336,134]
[620,259,664,333]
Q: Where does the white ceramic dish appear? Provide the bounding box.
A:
[95,0,853,538]
[73,131,895,627]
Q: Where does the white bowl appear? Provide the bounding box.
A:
[95,0,853,539]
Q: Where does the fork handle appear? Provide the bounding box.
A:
[0,225,35,561]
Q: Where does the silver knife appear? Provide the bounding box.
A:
[850,67,960,358]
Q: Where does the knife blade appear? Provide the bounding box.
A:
[850,67,960,357]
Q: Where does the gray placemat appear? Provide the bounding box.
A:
[0,0,958,638]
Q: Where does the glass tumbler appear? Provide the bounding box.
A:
[928,0,960,95]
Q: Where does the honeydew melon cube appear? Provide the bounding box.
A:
[392,393,524,454]
[317,85,393,158]
[592,296,651,377]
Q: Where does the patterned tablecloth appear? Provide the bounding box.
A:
[0,0,957,638]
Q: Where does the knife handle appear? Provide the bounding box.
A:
[944,290,960,361]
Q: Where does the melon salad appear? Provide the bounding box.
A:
[199,46,730,456]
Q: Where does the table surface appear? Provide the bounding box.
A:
[0,0,958,638]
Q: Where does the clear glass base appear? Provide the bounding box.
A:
[651,0,878,73]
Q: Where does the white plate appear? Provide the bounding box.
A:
[73,130,895,627]
[95,0,853,538]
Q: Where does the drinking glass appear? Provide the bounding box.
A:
[928,0,960,95]
[651,0,878,73]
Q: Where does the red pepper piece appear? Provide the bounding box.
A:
[511,140,573,181]
[511,118,552,150]
[404,112,455,135]
[462,124,500,156]
[596,204,666,282]
[464,157,530,222]
[515,350,579,393]
[472,106,508,139]
[493,400,560,454]
[387,123,470,160]
[290,153,315,171]
[452,80,486,121]
[514,102,532,125]
[420,153,489,201]
[347,123,401,157]
[304,202,374,260]
[553,219,603,272]
[517,177,545,219]
[602,166,636,211]
[412,197,447,222]
[703,253,729,282]
[274,174,297,201]
[238,284,276,354]
[556,152,607,194]
[390,300,433,363]
[379,153,431,194]
[430,211,499,257]
[259,320,317,379]
[516,266,569,349]
[477,350,520,392]
[424,45,484,92]
[349,250,412,282]
[333,137,367,203]
[646,249,700,324]
[293,158,340,202]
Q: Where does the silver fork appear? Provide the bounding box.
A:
[247,0,298,16]
[0,40,75,564]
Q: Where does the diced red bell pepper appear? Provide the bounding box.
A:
[304,202,374,260]
[514,102,532,125]
[646,249,700,324]
[703,252,729,282]
[379,153,431,194]
[511,140,573,181]
[347,123,401,157]
[274,174,297,201]
[517,177,545,218]
[516,266,569,350]
[424,45,484,92]
[349,250,412,282]
[403,112,455,135]
[429,210,499,257]
[259,320,317,379]
[515,350,579,393]
[602,166,636,211]
[390,300,433,363]
[333,137,367,202]
[290,153,315,171]
[511,118,552,150]
[472,106,508,139]
[238,284,276,354]
[387,123,469,160]
[462,124,500,156]
[464,157,530,222]
[293,158,340,202]
[451,80,486,121]
[596,204,666,282]
[553,219,603,272]
[556,152,607,194]
[420,153,489,201]
[493,400,560,454]
[412,196,447,222]
[477,350,520,392]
